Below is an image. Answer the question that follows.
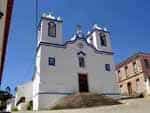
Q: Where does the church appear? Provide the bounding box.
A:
[15,12,119,110]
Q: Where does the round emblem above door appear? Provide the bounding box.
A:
[77,42,84,49]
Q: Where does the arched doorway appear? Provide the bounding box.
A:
[127,82,132,96]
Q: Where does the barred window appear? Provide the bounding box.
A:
[133,62,138,73]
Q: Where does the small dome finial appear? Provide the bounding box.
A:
[93,24,103,30]
[57,16,62,21]
[42,11,56,20]
[103,27,108,31]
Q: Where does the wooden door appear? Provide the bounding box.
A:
[78,74,89,92]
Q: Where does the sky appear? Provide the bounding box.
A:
[1,0,150,94]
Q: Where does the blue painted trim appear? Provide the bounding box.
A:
[37,37,114,55]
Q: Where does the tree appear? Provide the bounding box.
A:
[5,86,11,94]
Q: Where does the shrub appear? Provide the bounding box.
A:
[12,107,18,112]
[27,101,33,110]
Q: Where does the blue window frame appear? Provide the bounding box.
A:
[48,57,55,66]
[105,64,111,71]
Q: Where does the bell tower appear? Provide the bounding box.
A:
[87,24,112,53]
[37,13,63,45]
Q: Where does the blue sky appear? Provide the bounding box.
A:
[1,0,150,93]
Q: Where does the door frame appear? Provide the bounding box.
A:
[127,82,132,96]
[78,73,89,92]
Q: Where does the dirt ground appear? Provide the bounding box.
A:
[13,97,150,113]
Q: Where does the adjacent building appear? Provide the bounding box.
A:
[116,52,150,96]
[0,0,14,83]
[15,81,33,110]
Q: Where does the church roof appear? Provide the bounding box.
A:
[38,36,113,55]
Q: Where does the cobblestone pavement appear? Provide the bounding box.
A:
[13,97,150,113]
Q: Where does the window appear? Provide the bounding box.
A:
[136,78,139,82]
[144,59,150,68]
[136,79,140,93]
[118,70,120,74]
[90,36,93,44]
[79,57,85,68]
[120,85,123,88]
[0,11,3,19]
[118,70,121,81]
[105,64,111,71]
[125,66,128,76]
[148,77,150,82]
[133,62,138,73]
[48,22,56,37]
[48,57,55,66]
[100,33,107,47]
[120,85,123,93]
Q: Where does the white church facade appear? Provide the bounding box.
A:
[15,13,119,110]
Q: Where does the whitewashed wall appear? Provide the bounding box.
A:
[15,81,33,107]
[33,38,119,110]
[32,15,119,110]
[33,47,41,110]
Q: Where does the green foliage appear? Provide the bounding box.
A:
[27,101,33,110]
[0,100,6,111]
[0,90,13,111]
[12,107,18,112]
[5,86,11,93]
